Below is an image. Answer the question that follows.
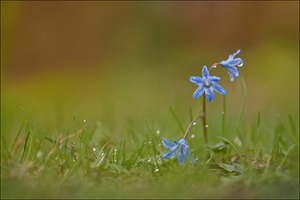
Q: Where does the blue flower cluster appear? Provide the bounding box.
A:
[161,138,196,165]
[190,49,243,102]
[161,50,243,165]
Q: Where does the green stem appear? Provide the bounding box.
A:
[203,94,208,144]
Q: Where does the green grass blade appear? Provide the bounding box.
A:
[276,144,298,173]
[169,106,185,133]
[1,134,11,159]
[237,78,247,129]
[254,111,261,148]
[44,136,57,144]
[122,140,126,164]
[151,138,161,173]
[20,131,31,162]
[218,136,242,159]
[116,140,123,164]
[10,117,26,153]
[288,114,298,142]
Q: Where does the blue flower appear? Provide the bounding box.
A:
[161,138,196,165]
[190,66,226,102]
[219,49,244,81]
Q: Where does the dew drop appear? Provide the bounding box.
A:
[191,134,195,139]
[156,130,160,135]
[205,124,209,128]
[92,147,96,152]
[238,62,243,67]
[193,122,197,125]
[154,168,159,173]
[36,150,44,158]
[147,158,151,163]
[83,119,87,123]
[55,156,58,160]
[148,141,152,144]
[101,152,105,157]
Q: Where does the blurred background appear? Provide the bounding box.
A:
[1,1,299,134]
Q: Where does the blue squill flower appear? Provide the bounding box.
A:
[190,66,226,102]
[161,138,196,165]
[219,49,244,81]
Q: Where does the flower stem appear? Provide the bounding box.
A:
[202,94,208,144]
[208,63,218,71]
[183,114,204,140]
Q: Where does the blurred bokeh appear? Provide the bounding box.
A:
[1,1,299,131]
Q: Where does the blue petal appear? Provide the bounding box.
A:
[162,149,178,160]
[202,66,209,79]
[190,76,203,85]
[227,66,239,81]
[219,60,230,68]
[177,149,186,165]
[205,88,214,102]
[228,58,243,67]
[162,138,178,149]
[235,58,243,67]
[212,82,226,95]
[228,71,235,82]
[192,86,204,99]
[178,139,187,146]
[210,76,220,82]
[230,49,241,59]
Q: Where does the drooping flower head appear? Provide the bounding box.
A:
[190,66,226,102]
[219,49,244,81]
[161,138,196,165]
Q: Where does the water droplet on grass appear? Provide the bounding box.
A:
[205,124,209,128]
[193,122,197,125]
[83,119,87,123]
[147,159,151,163]
[154,168,159,173]
[148,141,152,144]
[156,130,160,135]
[238,62,243,67]
[92,147,96,152]
[191,134,195,139]
[36,150,44,158]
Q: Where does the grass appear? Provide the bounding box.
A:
[1,57,299,198]
[1,100,299,199]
